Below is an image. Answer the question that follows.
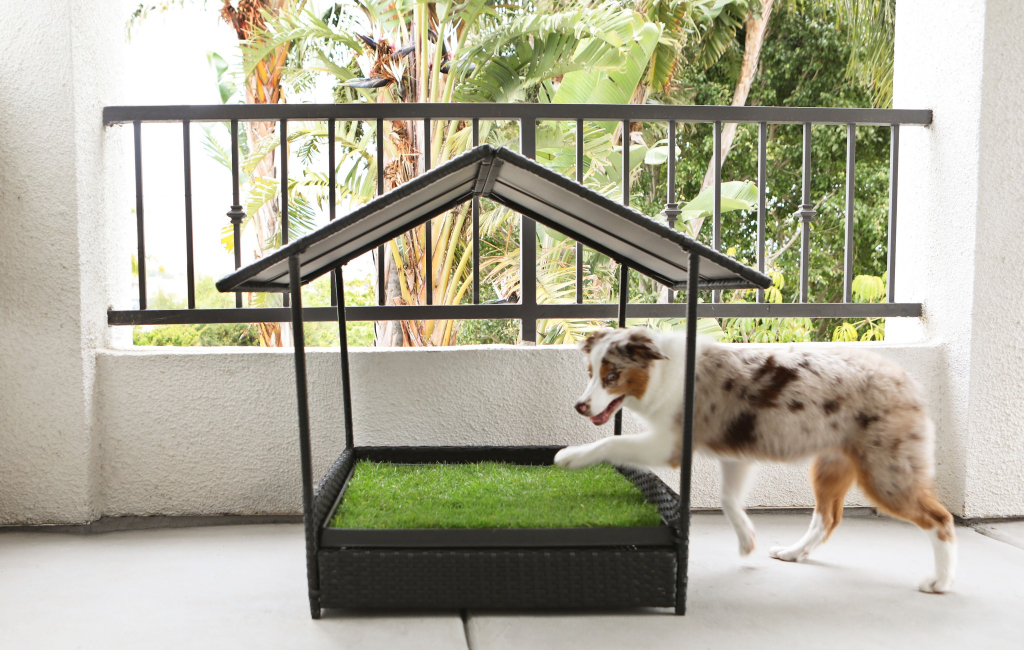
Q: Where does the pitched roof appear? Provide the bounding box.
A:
[216,145,771,293]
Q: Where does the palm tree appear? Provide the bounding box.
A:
[130,0,302,346]
[823,0,894,108]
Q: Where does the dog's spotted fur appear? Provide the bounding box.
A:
[556,327,956,594]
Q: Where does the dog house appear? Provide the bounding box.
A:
[217,145,771,617]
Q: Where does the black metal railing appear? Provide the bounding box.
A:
[103,103,930,340]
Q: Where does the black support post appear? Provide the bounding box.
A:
[676,250,700,616]
[335,266,355,450]
[289,255,320,619]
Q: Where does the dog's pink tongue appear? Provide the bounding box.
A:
[589,398,622,425]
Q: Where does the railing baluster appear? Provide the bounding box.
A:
[844,123,856,303]
[472,118,481,304]
[712,120,722,303]
[614,262,629,437]
[757,122,767,303]
[664,120,681,304]
[424,118,432,306]
[520,118,537,343]
[133,120,146,310]
[576,118,584,305]
[183,119,196,309]
[281,118,290,308]
[887,124,899,303]
[377,117,386,307]
[619,117,630,350]
[228,118,245,309]
[796,122,817,303]
[622,119,630,207]
[328,119,337,307]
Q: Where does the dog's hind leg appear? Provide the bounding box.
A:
[850,423,956,593]
[720,459,758,556]
[770,452,856,562]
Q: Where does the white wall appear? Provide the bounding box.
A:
[893,0,1024,518]
[0,0,131,525]
[94,343,944,517]
[964,0,1024,517]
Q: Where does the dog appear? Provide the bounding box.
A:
[554,327,956,594]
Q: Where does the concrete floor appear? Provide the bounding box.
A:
[1,514,1022,649]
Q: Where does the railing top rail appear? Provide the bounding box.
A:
[103,104,932,127]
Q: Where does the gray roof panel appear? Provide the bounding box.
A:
[216,145,771,293]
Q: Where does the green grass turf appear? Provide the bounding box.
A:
[327,461,663,530]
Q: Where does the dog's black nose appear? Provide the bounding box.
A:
[574,401,589,415]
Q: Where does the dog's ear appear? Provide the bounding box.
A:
[613,330,668,366]
[580,329,610,353]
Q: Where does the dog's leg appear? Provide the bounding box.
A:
[554,433,673,470]
[848,417,957,593]
[770,452,856,562]
[920,525,957,594]
[720,459,757,556]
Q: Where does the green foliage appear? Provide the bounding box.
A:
[133,273,377,347]
[328,461,663,529]
[133,276,260,346]
[300,273,377,348]
[634,2,894,343]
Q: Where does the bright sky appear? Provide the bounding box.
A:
[122,1,372,300]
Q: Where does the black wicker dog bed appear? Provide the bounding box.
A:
[217,145,771,617]
[313,446,681,611]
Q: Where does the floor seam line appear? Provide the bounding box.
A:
[967,524,1024,551]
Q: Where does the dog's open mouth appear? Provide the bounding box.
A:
[589,396,624,426]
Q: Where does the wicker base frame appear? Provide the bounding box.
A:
[307,445,682,614]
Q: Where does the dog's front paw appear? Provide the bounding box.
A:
[769,544,808,562]
[918,575,954,594]
[554,445,593,470]
[739,532,756,557]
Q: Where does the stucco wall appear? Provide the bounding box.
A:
[964,0,1024,516]
[0,0,130,525]
[95,343,944,517]
[893,0,1024,518]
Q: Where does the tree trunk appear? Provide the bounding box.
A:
[222,0,291,347]
[700,0,774,191]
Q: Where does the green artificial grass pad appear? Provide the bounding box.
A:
[328,461,663,530]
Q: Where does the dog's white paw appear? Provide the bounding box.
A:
[769,544,808,562]
[554,446,592,470]
[739,533,756,557]
[918,575,954,594]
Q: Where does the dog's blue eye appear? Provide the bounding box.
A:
[606,373,618,382]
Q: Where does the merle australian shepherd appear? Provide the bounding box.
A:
[554,327,956,593]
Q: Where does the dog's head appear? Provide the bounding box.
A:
[574,327,667,425]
